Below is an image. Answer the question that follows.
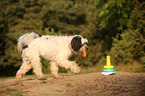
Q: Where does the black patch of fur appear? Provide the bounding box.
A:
[22,45,28,50]
[71,36,82,51]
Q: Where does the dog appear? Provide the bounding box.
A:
[16,32,88,81]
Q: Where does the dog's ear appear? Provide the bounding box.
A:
[71,36,82,51]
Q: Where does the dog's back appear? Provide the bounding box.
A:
[29,35,73,60]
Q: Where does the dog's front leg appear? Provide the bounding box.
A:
[58,59,81,74]
[70,61,81,74]
[50,61,63,79]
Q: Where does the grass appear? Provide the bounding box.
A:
[0,88,14,95]
[112,81,117,85]
[81,61,144,73]
[66,83,73,87]
[0,76,16,81]
[0,61,144,81]
[41,80,47,84]
[115,61,144,73]
[0,91,5,94]
[0,74,52,81]
[12,91,26,96]
[0,88,26,96]
[76,89,84,93]
[56,89,63,92]
[81,65,103,73]
[0,74,37,81]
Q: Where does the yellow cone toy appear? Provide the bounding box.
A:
[102,56,116,75]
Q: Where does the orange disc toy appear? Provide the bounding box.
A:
[83,51,87,57]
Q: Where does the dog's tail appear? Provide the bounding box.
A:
[17,32,39,52]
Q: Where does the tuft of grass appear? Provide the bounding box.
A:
[12,91,26,96]
[41,80,47,84]
[0,88,26,96]
[66,83,73,87]
[0,91,5,94]
[0,88,16,95]
[76,89,84,93]
[112,81,117,85]
[56,89,63,92]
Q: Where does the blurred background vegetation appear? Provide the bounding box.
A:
[0,0,144,77]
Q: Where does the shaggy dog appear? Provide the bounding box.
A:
[16,32,88,81]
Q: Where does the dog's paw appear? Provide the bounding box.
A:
[71,67,81,74]
[16,74,22,82]
[38,74,47,80]
[52,73,63,79]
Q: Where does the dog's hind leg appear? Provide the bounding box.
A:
[50,61,63,79]
[31,57,47,80]
[16,59,32,81]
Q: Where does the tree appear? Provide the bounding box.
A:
[110,1,145,65]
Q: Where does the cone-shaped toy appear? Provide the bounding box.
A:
[102,56,116,75]
[103,56,114,69]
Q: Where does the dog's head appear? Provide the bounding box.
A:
[71,35,88,56]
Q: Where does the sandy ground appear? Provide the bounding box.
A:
[0,72,145,96]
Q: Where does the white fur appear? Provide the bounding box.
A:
[16,32,88,81]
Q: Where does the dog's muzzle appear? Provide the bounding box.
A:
[79,44,88,57]
[80,44,88,51]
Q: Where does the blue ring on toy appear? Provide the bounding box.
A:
[103,69,115,72]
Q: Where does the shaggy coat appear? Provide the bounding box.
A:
[16,32,88,81]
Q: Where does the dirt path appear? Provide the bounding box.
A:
[0,72,145,96]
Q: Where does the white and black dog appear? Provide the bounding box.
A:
[16,32,88,81]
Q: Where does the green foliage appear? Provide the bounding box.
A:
[0,0,144,76]
[41,0,87,35]
[110,1,145,65]
[110,30,145,64]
